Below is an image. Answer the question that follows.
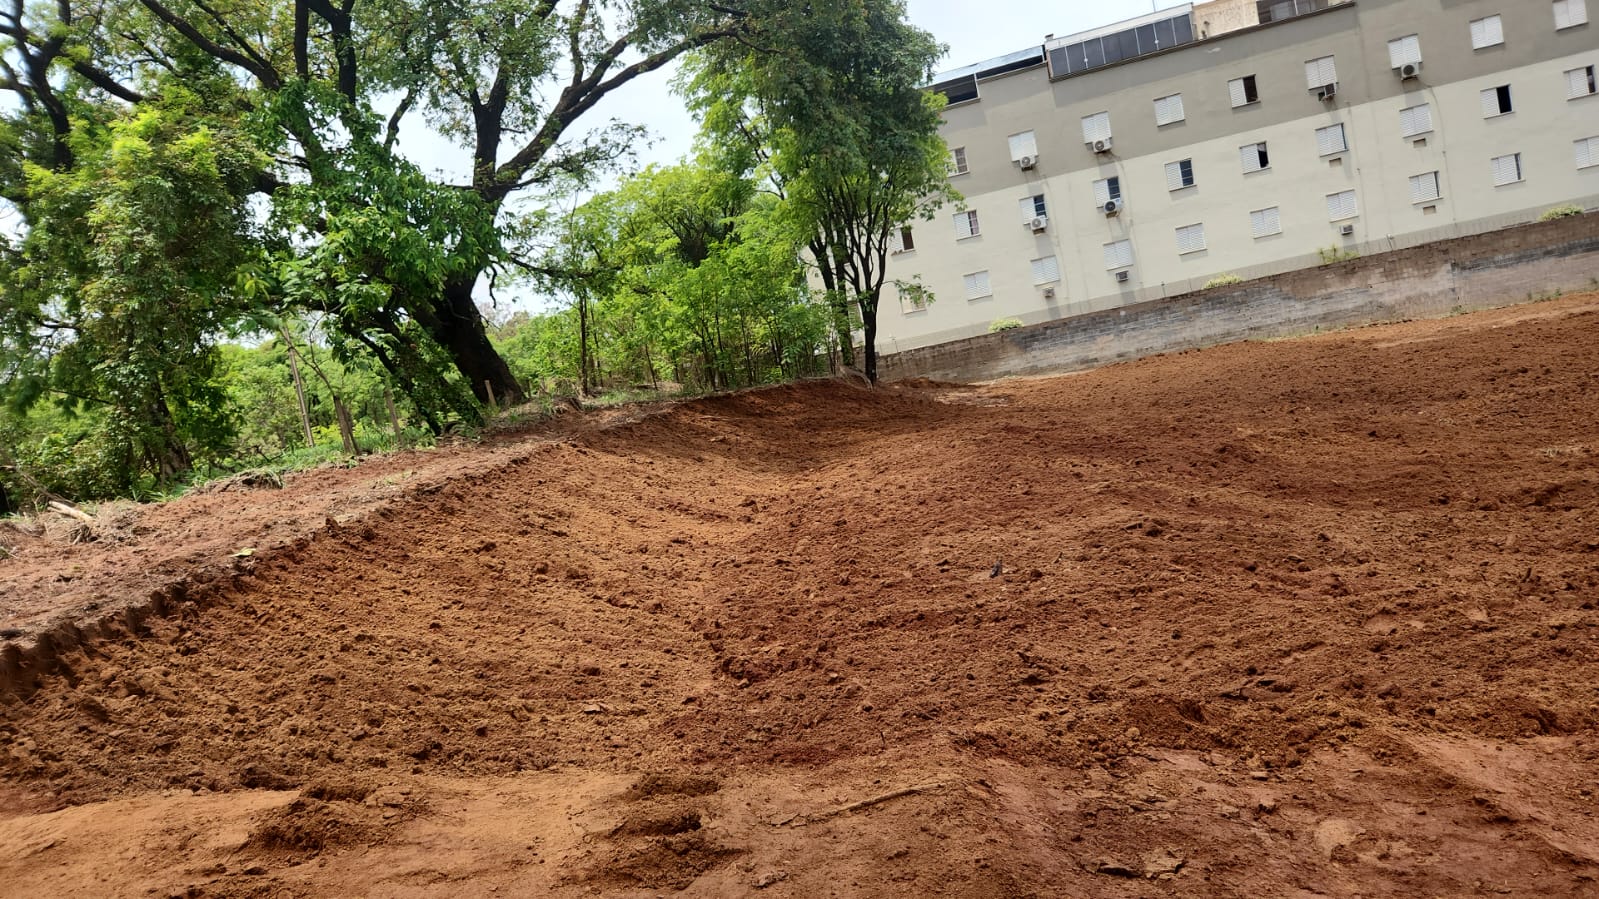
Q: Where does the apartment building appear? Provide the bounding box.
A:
[877,0,1597,354]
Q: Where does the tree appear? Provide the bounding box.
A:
[3,0,751,417]
[694,0,954,383]
[0,86,265,490]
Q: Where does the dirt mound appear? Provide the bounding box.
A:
[3,293,1599,896]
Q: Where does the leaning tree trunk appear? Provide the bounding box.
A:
[433,276,524,406]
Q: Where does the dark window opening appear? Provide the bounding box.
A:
[1240,75,1259,103]
[932,74,979,105]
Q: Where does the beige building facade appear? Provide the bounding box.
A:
[877,0,1598,355]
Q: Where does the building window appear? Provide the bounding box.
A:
[1017,194,1047,223]
[1576,136,1599,168]
[1228,75,1260,107]
[1470,15,1504,48]
[1092,176,1122,206]
[1481,84,1513,117]
[1081,111,1112,144]
[1154,93,1186,126]
[1399,103,1434,137]
[1408,171,1441,203]
[889,226,915,253]
[1568,65,1598,99]
[1250,206,1282,238]
[1554,0,1588,29]
[900,283,930,313]
[1491,153,1523,186]
[1008,131,1038,163]
[963,270,992,300]
[1387,34,1422,68]
[1175,223,1206,255]
[1164,158,1195,190]
[1103,239,1134,270]
[1239,141,1270,173]
[1305,55,1337,89]
[1031,255,1061,285]
[1327,189,1359,221]
[949,146,969,176]
[1316,123,1347,155]
[954,209,980,239]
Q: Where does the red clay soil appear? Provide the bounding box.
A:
[2,294,1598,898]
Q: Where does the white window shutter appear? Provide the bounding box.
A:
[1154,94,1185,125]
[1228,78,1248,107]
[1305,56,1336,89]
[963,271,991,300]
[1250,207,1282,238]
[1008,131,1038,162]
[1554,0,1587,29]
[1579,136,1599,169]
[1327,190,1358,221]
[1568,67,1596,99]
[1092,178,1112,206]
[1164,161,1183,191]
[1031,256,1060,285]
[1480,87,1502,117]
[1399,104,1432,137]
[1470,15,1503,48]
[1018,197,1035,224]
[1175,224,1205,254]
[1239,142,1267,173]
[953,210,975,239]
[1315,124,1347,155]
[888,229,904,253]
[1408,172,1439,203]
[1491,153,1522,186]
[1387,35,1421,68]
[1082,112,1112,143]
[1103,240,1133,270]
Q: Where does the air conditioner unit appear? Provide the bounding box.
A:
[1042,286,1056,299]
[1029,215,1049,232]
[1316,83,1338,102]
[1115,269,1132,283]
[1018,154,1038,170]
[1398,61,1422,80]
[1340,223,1355,236]
[1090,137,1114,154]
[1103,198,1123,216]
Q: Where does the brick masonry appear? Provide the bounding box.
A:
[877,213,1599,384]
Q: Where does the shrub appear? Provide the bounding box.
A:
[1204,273,1244,289]
[988,318,1023,333]
[1538,204,1584,222]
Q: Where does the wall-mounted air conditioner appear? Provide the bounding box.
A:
[1398,61,1422,80]
[1316,83,1338,102]
[1030,215,1049,232]
[1089,137,1114,154]
[1018,154,1038,170]
[1042,286,1056,299]
[1115,269,1131,283]
[1340,223,1355,236]
[1102,198,1123,216]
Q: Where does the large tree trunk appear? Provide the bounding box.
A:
[434,276,524,406]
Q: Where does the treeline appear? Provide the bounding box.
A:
[0,0,951,510]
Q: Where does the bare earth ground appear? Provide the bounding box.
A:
[2,293,1598,898]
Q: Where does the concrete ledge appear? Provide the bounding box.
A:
[879,212,1599,384]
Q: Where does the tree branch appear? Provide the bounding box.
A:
[137,0,282,89]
